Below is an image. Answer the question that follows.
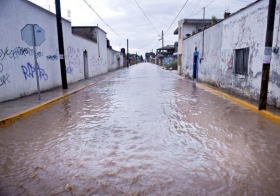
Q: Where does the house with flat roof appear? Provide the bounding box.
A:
[174,19,213,75]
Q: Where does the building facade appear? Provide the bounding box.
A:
[179,0,280,108]
[174,19,213,75]
[0,0,123,103]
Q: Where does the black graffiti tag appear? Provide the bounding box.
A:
[0,47,9,61]
[0,63,10,87]
[0,63,3,73]
[0,73,10,87]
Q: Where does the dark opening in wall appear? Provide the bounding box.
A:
[234,47,249,75]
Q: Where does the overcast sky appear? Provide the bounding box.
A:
[29,0,256,56]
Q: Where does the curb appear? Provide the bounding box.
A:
[196,83,280,125]
[0,82,95,126]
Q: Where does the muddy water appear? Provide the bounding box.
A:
[1,63,280,195]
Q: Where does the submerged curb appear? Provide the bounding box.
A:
[196,83,280,125]
[0,82,95,126]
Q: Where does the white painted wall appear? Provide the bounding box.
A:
[107,49,123,72]
[0,0,122,103]
[182,0,280,107]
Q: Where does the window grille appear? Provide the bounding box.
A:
[234,48,249,75]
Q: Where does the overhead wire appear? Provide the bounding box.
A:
[205,0,216,8]
[139,37,158,48]
[164,0,190,35]
[133,0,159,35]
[182,0,197,16]
[124,0,165,27]
[189,0,216,18]
[186,0,201,18]
[83,0,126,40]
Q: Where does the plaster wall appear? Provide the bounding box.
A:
[0,0,121,103]
[270,1,280,107]
[107,49,123,72]
[182,0,280,107]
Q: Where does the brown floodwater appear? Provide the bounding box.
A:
[1,63,280,195]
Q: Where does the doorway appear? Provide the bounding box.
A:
[193,49,199,80]
[83,50,89,79]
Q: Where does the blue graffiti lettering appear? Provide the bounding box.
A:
[36,52,44,58]
[66,65,73,75]
[0,47,43,60]
[46,54,58,61]
[21,62,48,81]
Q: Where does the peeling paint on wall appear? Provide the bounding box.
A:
[182,0,280,107]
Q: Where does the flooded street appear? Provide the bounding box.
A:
[1,63,280,195]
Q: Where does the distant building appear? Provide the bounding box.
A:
[174,19,214,75]
[156,45,176,69]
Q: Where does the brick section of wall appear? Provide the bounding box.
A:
[72,27,97,42]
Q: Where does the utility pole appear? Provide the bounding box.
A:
[162,30,164,48]
[127,39,129,67]
[162,30,164,68]
[55,0,68,89]
[202,7,205,59]
[259,0,276,110]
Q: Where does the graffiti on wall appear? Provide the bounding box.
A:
[46,50,59,61]
[0,63,10,87]
[21,62,48,81]
[0,48,11,87]
[66,65,73,75]
[90,54,107,73]
[221,49,233,70]
[0,46,43,60]
[0,47,9,61]
[163,57,173,66]
[65,46,82,74]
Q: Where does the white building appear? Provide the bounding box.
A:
[174,19,213,75]
[176,0,280,108]
[0,0,123,103]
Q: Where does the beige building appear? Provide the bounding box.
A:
[174,19,212,75]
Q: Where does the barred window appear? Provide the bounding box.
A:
[234,48,249,75]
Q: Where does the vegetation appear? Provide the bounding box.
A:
[165,59,178,70]
[212,15,217,24]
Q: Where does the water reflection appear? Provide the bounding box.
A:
[0,64,280,195]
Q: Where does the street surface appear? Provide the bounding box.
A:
[1,63,280,195]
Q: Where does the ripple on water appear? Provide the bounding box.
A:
[1,64,280,195]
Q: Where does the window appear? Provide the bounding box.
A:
[234,48,249,75]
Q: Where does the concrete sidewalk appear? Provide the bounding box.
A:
[170,70,280,125]
[0,78,97,126]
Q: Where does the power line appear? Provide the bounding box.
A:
[205,0,216,8]
[191,8,203,17]
[139,36,158,48]
[186,0,201,17]
[134,0,159,35]
[183,0,196,16]
[83,0,126,40]
[164,0,190,35]
[189,0,215,18]
[125,0,165,27]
